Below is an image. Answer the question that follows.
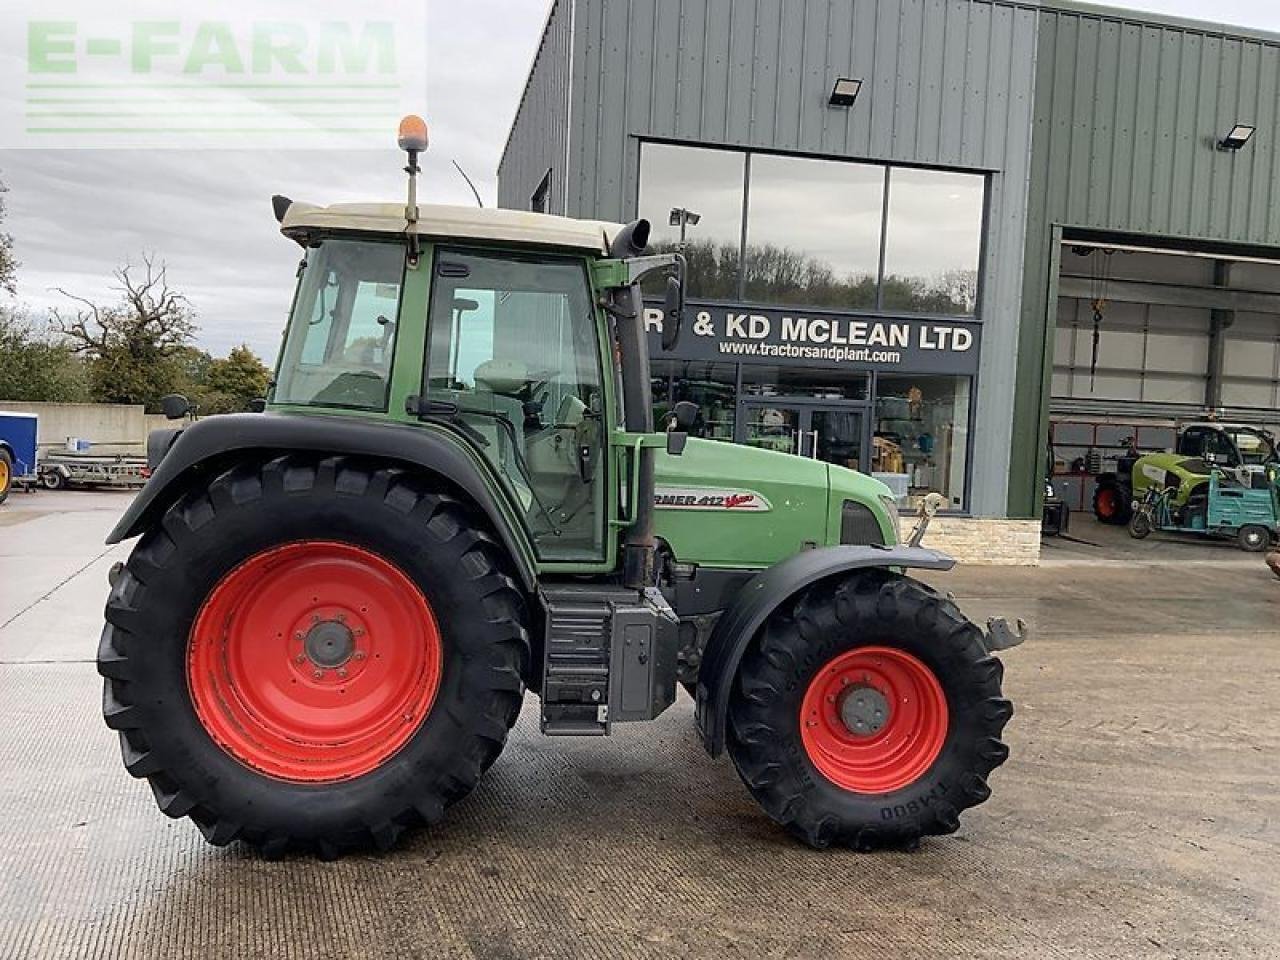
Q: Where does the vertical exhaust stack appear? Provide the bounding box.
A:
[608,220,658,589]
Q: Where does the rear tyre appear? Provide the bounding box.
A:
[1128,511,1153,539]
[726,571,1012,850]
[41,469,65,491]
[0,448,11,504]
[1237,524,1270,553]
[1093,483,1130,524]
[98,455,529,858]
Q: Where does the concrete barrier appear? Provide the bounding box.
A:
[0,402,149,454]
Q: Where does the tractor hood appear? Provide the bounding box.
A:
[652,438,896,568]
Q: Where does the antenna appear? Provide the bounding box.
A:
[451,160,485,208]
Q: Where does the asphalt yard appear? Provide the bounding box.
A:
[1,489,1275,959]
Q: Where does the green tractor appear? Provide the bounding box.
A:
[99,119,1023,858]
[1093,422,1279,524]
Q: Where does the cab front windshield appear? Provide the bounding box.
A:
[1229,428,1278,466]
[274,239,405,410]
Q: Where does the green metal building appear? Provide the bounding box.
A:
[500,0,1280,558]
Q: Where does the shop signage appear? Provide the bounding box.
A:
[645,300,982,376]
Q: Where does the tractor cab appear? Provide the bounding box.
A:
[1177,422,1278,472]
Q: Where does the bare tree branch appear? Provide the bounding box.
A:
[51,254,196,357]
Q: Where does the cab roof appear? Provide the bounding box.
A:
[280,201,624,256]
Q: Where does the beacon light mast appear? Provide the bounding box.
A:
[398,114,429,262]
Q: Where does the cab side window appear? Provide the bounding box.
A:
[425,249,606,562]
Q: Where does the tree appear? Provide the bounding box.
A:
[201,344,271,414]
[0,308,89,402]
[52,255,197,410]
[0,175,16,295]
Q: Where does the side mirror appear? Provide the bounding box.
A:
[248,398,267,413]
[665,400,698,456]
[160,394,192,421]
[662,276,684,351]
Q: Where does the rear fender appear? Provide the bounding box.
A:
[693,545,957,757]
[106,412,538,591]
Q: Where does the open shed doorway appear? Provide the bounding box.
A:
[1045,234,1280,552]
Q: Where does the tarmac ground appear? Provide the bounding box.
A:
[1,488,1276,959]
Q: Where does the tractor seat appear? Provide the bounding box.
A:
[473,359,529,396]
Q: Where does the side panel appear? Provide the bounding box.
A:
[560,0,1041,519]
[0,413,39,477]
[496,0,575,213]
[652,437,831,567]
[693,545,957,756]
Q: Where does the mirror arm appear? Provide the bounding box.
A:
[622,252,683,285]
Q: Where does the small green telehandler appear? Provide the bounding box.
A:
[99,118,1024,858]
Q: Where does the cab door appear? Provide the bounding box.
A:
[422,247,608,563]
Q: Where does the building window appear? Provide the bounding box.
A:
[873,375,971,511]
[742,154,883,311]
[637,143,745,299]
[637,142,986,318]
[530,171,552,213]
[740,365,869,401]
[881,168,984,315]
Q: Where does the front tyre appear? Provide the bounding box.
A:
[1128,510,1153,539]
[98,455,529,858]
[1237,524,1270,552]
[726,571,1012,850]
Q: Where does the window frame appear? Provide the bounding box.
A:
[530,169,552,213]
[421,244,611,564]
[635,138,990,322]
[273,237,408,413]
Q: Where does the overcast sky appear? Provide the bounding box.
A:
[1,0,1279,361]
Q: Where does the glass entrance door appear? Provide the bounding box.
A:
[738,399,869,469]
[741,402,803,455]
[809,407,866,471]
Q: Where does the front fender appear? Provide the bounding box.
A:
[106,412,538,590]
[693,545,956,757]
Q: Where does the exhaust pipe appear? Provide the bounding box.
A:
[609,220,657,588]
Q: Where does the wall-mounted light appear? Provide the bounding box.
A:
[828,78,863,108]
[668,207,700,228]
[1218,123,1256,151]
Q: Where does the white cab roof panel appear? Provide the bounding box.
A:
[280,202,624,255]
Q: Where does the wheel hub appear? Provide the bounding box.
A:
[838,685,889,736]
[187,540,442,783]
[304,619,355,668]
[800,646,949,794]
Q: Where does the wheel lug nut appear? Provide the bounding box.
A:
[295,654,306,664]
[354,629,365,637]
[313,669,323,680]
[311,614,320,624]
[336,613,346,623]
[353,651,366,661]
[294,631,304,640]
[337,668,348,678]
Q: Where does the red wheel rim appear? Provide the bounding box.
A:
[800,646,948,794]
[187,541,442,783]
[1097,488,1117,518]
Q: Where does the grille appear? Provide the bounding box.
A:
[840,500,885,546]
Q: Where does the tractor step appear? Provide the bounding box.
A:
[539,584,678,736]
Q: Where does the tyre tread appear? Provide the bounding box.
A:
[98,454,529,858]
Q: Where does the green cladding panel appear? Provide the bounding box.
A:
[1010,2,1280,517]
